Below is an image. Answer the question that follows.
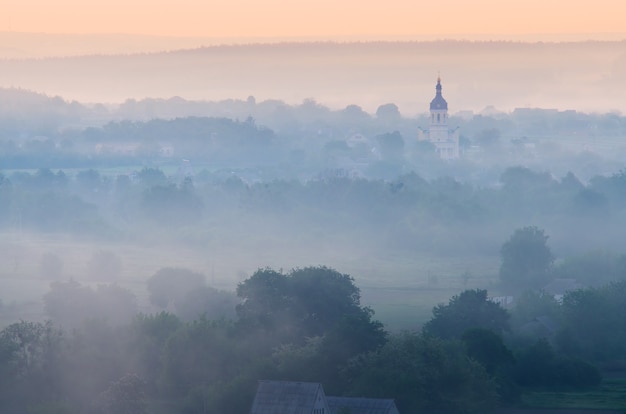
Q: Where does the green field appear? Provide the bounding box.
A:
[0,231,501,330]
[521,378,626,411]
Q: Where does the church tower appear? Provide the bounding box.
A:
[429,77,449,141]
[418,77,460,159]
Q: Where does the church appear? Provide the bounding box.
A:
[418,77,460,160]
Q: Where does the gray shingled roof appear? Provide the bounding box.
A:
[326,397,398,414]
[250,380,325,414]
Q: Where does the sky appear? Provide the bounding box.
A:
[3,0,626,39]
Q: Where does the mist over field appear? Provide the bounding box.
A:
[2,38,626,414]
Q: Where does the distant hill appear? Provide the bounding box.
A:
[0,40,625,114]
[0,32,225,59]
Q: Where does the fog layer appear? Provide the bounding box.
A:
[1,41,625,113]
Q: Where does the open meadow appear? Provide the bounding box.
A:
[0,230,500,330]
[520,378,626,411]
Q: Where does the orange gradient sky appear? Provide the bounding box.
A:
[3,0,626,38]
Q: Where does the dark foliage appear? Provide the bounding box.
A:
[513,339,601,389]
[345,332,498,414]
[423,289,510,339]
[500,226,554,290]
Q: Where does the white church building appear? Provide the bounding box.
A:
[418,77,460,160]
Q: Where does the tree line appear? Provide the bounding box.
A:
[3,165,626,257]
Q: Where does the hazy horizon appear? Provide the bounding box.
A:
[1,39,625,114]
[1,31,625,59]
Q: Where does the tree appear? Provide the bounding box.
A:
[573,189,609,216]
[236,267,385,350]
[269,311,387,394]
[315,310,386,392]
[461,328,519,403]
[44,280,96,327]
[161,318,239,394]
[559,281,626,361]
[375,103,401,121]
[513,338,601,388]
[76,169,102,192]
[24,191,101,233]
[128,312,182,388]
[0,321,65,412]
[44,280,137,328]
[423,289,510,339]
[375,131,405,160]
[236,268,290,331]
[140,183,204,225]
[499,226,554,290]
[510,289,560,330]
[500,166,554,192]
[474,128,501,149]
[136,167,167,188]
[94,373,147,414]
[176,286,239,321]
[60,319,130,410]
[345,332,498,414]
[553,250,619,287]
[461,328,514,376]
[146,267,206,310]
[93,284,139,325]
[341,105,370,123]
[513,338,555,387]
[287,266,364,336]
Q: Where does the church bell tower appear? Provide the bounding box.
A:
[428,77,449,142]
[418,76,460,160]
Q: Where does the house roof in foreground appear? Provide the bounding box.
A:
[250,380,326,414]
[326,396,398,414]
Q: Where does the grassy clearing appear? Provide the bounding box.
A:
[0,231,500,330]
[521,378,626,411]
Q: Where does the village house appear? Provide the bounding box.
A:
[250,380,400,414]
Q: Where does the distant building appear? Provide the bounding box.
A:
[489,295,515,309]
[250,380,331,414]
[250,380,400,414]
[542,278,584,303]
[327,397,400,414]
[418,77,460,160]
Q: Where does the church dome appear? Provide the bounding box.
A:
[429,78,448,110]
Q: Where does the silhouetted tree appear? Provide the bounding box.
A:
[44,280,137,327]
[513,338,601,388]
[94,373,147,414]
[137,167,167,188]
[237,267,374,339]
[462,328,514,375]
[375,103,400,120]
[423,289,510,339]
[500,226,554,290]
[345,332,498,414]
[375,131,405,160]
[146,267,205,310]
